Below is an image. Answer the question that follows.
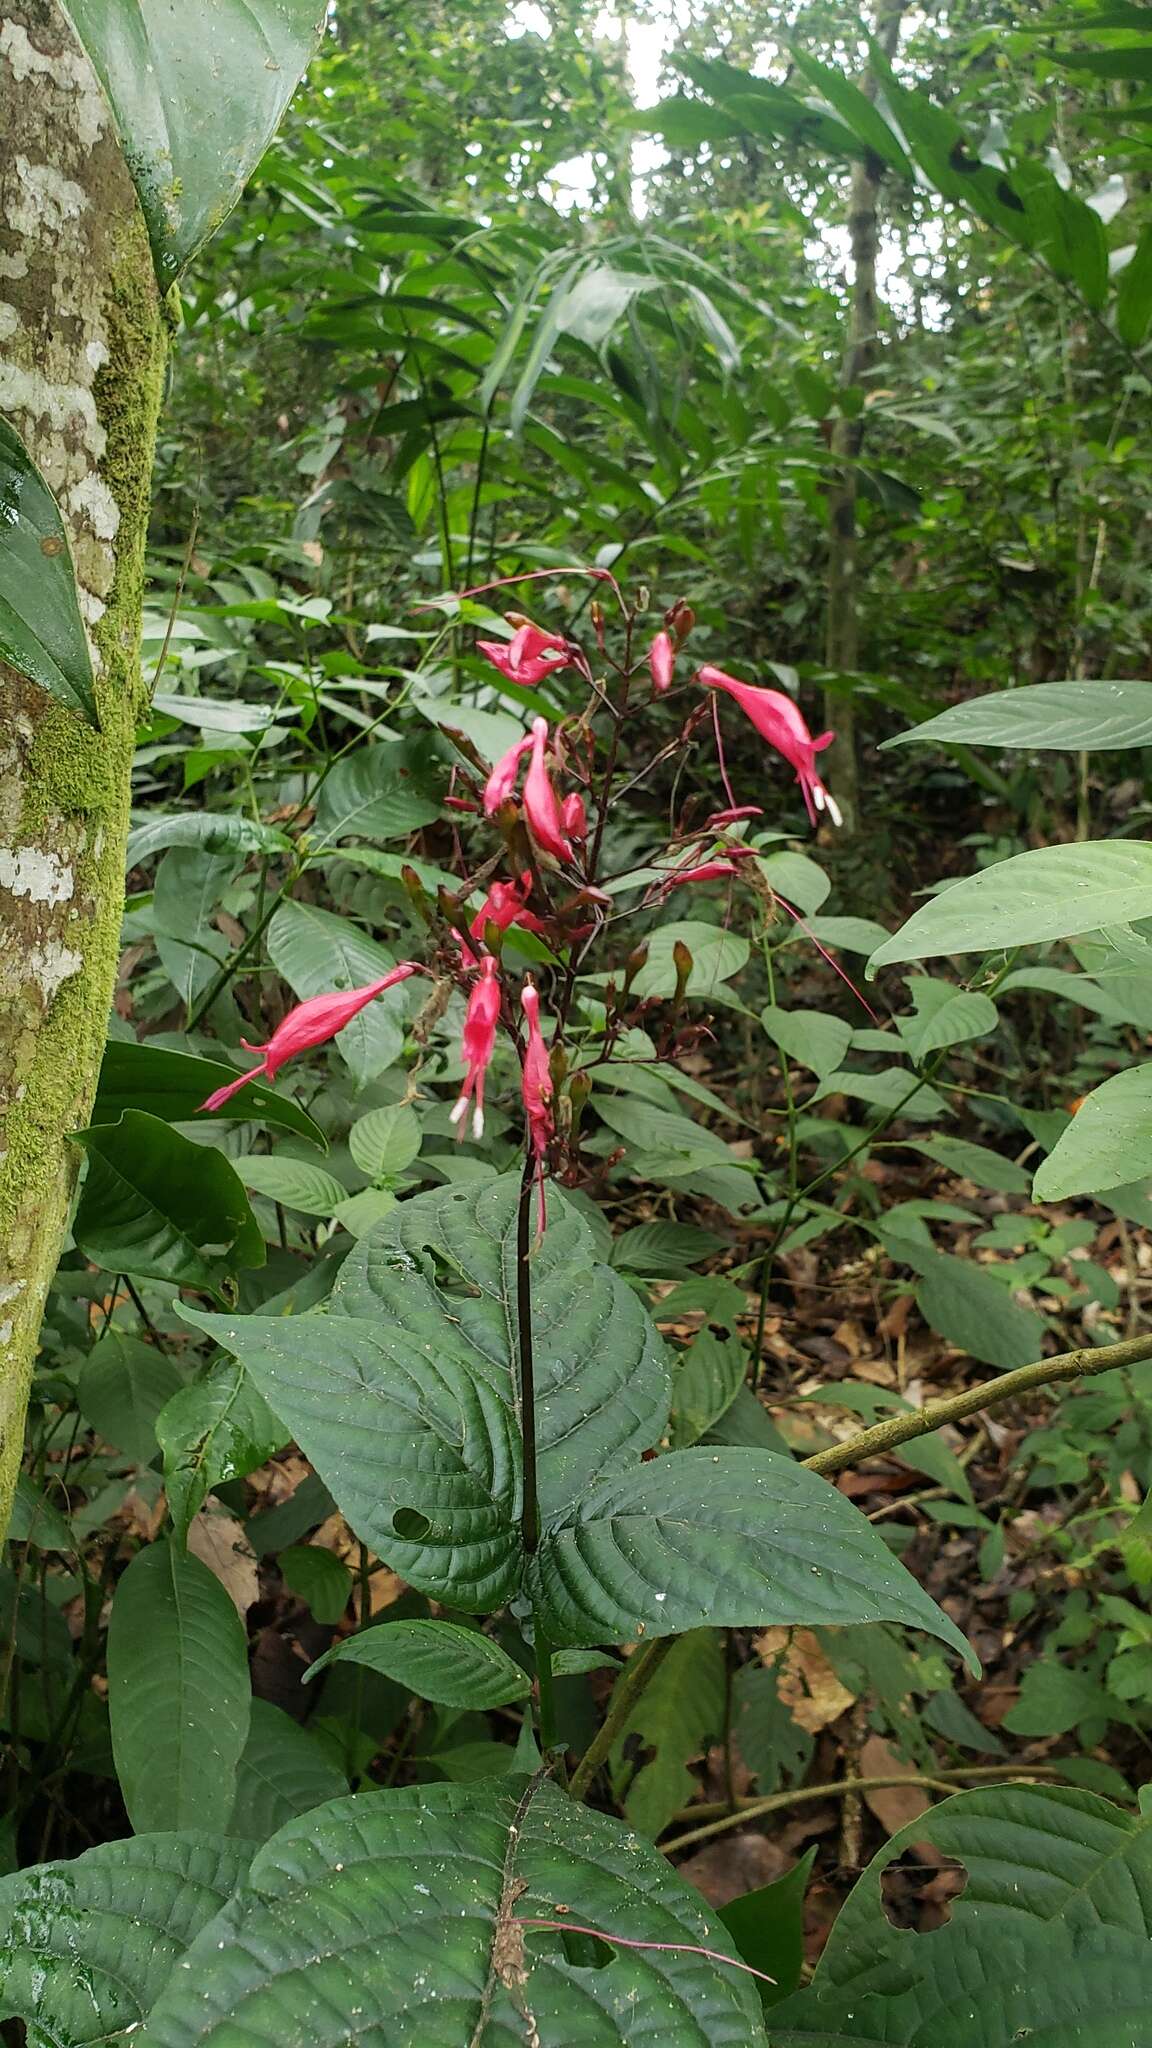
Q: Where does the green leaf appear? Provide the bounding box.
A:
[806,916,891,956]
[136,1776,765,2045]
[895,1134,1031,1194]
[0,1832,250,2046]
[156,1358,286,1543]
[612,1220,728,1277]
[93,1041,325,1148]
[1001,1661,1116,1738]
[1117,221,1152,346]
[719,1848,816,2010]
[897,977,999,1060]
[78,1330,187,1463]
[529,1448,975,1666]
[228,1700,348,1843]
[669,1329,747,1449]
[884,679,1152,752]
[266,901,411,1084]
[610,1628,726,1838]
[771,1783,1152,2044]
[65,0,324,286]
[304,1618,532,1708]
[235,1154,349,1215]
[73,1111,264,1291]
[761,1007,853,1079]
[313,742,441,844]
[126,812,290,867]
[278,1545,353,1625]
[0,416,96,721]
[790,52,912,174]
[348,1101,422,1179]
[910,1247,1046,1372]
[868,843,1152,974]
[812,1068,949,1121]
[595,1094,743,1174]
[107,1541,251,1834]
[628,920,751,998]
[153,848,234,1009]
[7,1474,76,1553]
[1033,1065,1152,1202]
[332,1187,398,1238]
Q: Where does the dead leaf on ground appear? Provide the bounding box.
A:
[188,1503,259,1616]
[756,1628,857,1733]
[678,1830,792,1908]
[858,1734,933,1837]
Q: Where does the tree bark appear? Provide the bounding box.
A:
[0,0,166,1537]
[822,4,904,836]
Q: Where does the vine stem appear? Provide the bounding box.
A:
[800,1328,1152,1480]
[568,1636,675,1804]
[660,1762,1066,1857]
[515,1151,558,1757]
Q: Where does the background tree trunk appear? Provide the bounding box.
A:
[0,0,166,1536]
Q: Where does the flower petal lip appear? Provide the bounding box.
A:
[698,666,841,827]
[196,965,420,1113]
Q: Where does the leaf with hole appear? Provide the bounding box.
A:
[770,1783,1152,2044]
[72,1112,264,1292]
[868,843,1152,974]
[528,1449,975,1666]
[136,1776,764,2046]
[0,416,96,721]
[65,0,325,285]
[107,1542,251,1835]
[304,1619,532,1708]
[0,1832,251,2047]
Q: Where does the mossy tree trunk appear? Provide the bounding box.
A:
[0,0,166,1537]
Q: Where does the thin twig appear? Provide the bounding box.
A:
[568,1636,675,1804]
[661,1763,1067,1856]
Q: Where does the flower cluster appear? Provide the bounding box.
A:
[196,588,840,1230]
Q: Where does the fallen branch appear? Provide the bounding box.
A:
[661,1762,1067,1857]
[801,1330,1152,1480]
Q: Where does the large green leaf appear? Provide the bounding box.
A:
[153,848,235,1008]
[304,1618,533,1709]
[331,1176,671,1519]
[770,1783,1152,2043]
[0,416,96,721]
[897,978,999,1061]
[228,1700,347,1843]
[868,843,1152,974]
[910,1248,1046,1373]
[527,1449,975,1665]
[312,741,442,845]
[137,1777,765,2046]
[65,0,325,287]
[78,1330,187,1462]
[1117,221,1152,346]
[0,1832,250,2046]
[93,1040,325,1147]
[107,1542,252,1835]
[884,680,1152,752]
[1033,1064,1152,1202]
[266,901,411,1084]
[235,1153,349,1215]
[609,1628,726,1838]
[126,812,290,868]
[627,920,750,999]
[761,1006,854,1080]
[156,1357,286,1542]
[72,1111,265,1292]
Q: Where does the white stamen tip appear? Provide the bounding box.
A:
[824,793,843,828]
[813,784,825,811]
[449,1096,468,1125]
[471,1107,485,1139]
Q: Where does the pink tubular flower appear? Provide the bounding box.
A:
[523,717,574,862]
[649,630,675,693]
[560,791,587,843]
[520,980,554,1228]
[197,966,420,1113]
[698,666,841,827]
[483,730,534,816]
[450,956,502,1140]
[461,872,544,964]
[661,855,754,894]
[477,618,578,686]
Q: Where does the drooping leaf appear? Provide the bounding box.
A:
[136,1777,765,2046]
[7,1474,76,1553]
[72,1111,265,1292]
[0,1832,250,2046]
[93,1041,325,1148]
[609,1628,726,1838]
[895,1135,1031,1194]
[126,812,290,868]
[304,1619,532,1708]
[884,679,1152,752]
[0,415,96,721]
[719,1848,817,2010]
[905,1246,1046,1372]
[235,1153,349,1216]
[1033,1064,1152,1202]
[277,1544,353,1624]
[228,1700,348,1843]
[65,0,325,286]
[868,843,1152,973]
[78,1330,187,1463]
[312,741,442,844]
[266,901,412,1084]
[770,1783,1152,2044]
[156,1357,286,1543]
[897,978,999,1061]
[107,1542,252,1834]
[761,1007,854,1079]
[528,1449,975,1666]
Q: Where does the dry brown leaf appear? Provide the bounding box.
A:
[858,1735,932,1837]
[188,1504,259,1616]
[755,1628,857,1733]
[678,1831,792,1909]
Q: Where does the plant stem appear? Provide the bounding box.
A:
[568,1635,675,1804]
[802,1329,1152,1480]
[660,1762,1067,1856]
[514,1152,558,1758]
